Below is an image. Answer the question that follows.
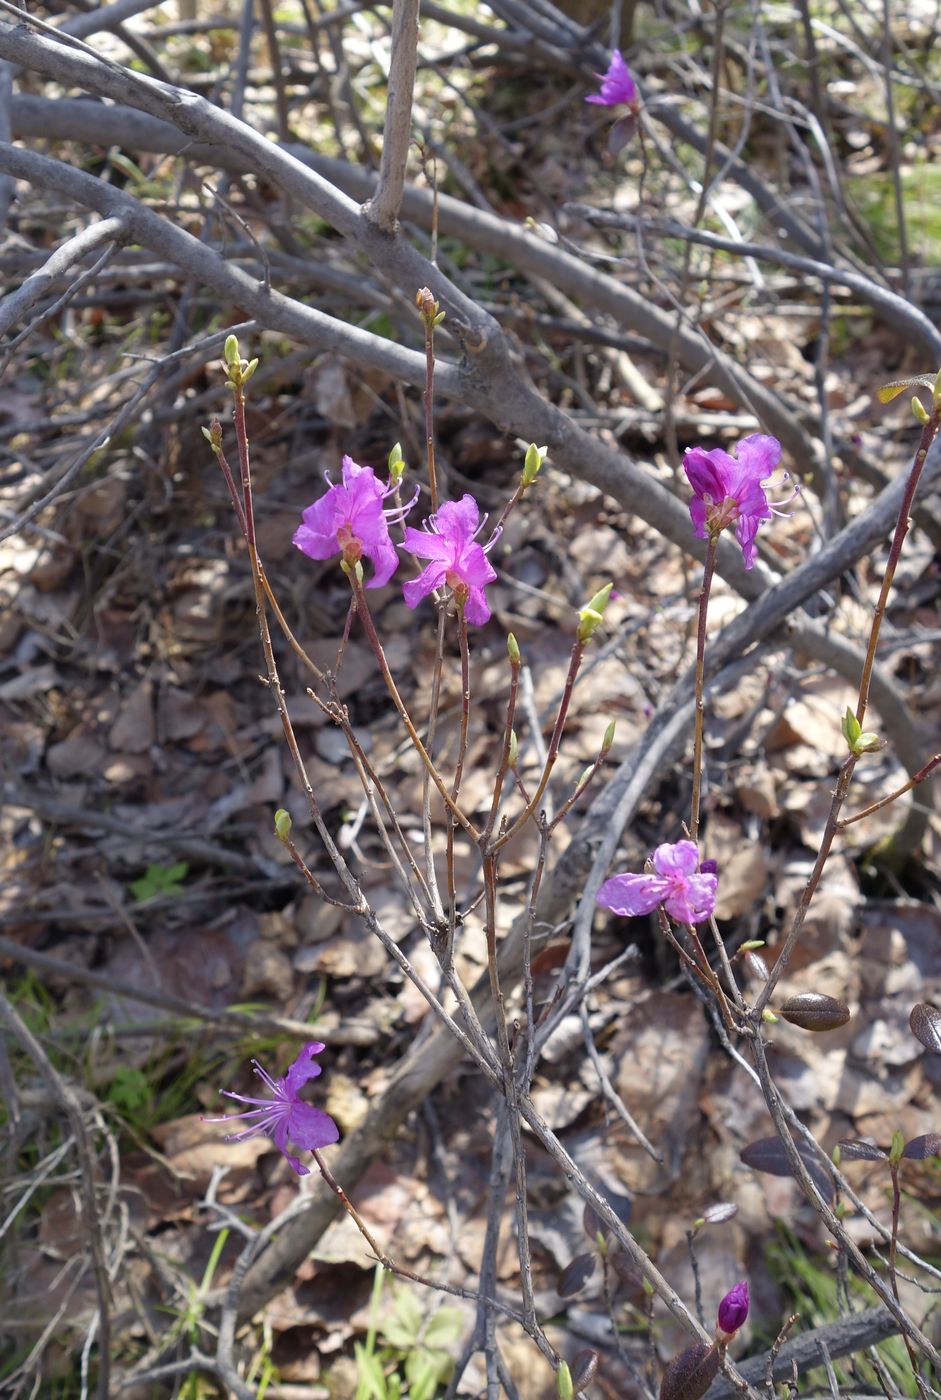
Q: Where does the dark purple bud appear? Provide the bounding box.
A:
[699,858,718,876]
[716,1280,749,1339]
[659,1342,720,1400]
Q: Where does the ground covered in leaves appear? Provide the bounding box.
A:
[2,1,941,1397]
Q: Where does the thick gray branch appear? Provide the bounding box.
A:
[0,214,126,337]
[364,0,420,232]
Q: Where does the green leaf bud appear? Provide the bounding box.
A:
[507,632,521,663]
[274,808,292,840]
[577,583,613,642]
[761,1008,779,1024]
[739,939,765,951]
[224,334,241,366]
[913,395,930,425]
[508,729,518,767]
[387,442,405,483]
[889,1129,905,1167]
[602,720,616,753]
[522,442,547,486]
[556,1360,574,1400]
[842,706,861,748]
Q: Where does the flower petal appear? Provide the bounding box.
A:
[287,1101,340,1151]
[597,872,667,917]
[651,840,700,878]
[403,559,448,609]
[283,1042,325,1097]
[664,873,717,924]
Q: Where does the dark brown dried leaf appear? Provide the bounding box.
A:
[837,1139,887,1162]
[557,1252,597,1298]
[740,1136,836,1201]
[780,992,850,1032]
[744,951,769,983]
[909,1003,941,1053]
[582,1202,607,1243]
[572,1348,599,1391]
[902,1133,941,1161]
[659,1342,720,1400]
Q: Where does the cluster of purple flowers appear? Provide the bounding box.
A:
[294,455,499,625]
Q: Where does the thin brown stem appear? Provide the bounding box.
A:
[690,535,718,841]
[349,572,479,839]
[838,753,941,828]
[492,639,586,853]
[418,285,440,510]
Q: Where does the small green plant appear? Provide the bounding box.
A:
[353,1266,464,1400]
[105,1064,153,1122]
[129,860,189,902]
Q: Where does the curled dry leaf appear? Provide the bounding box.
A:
[779,992,851,1032]
[909,1003,941,1053]
[901,1132,941,1161]
[740,1136,837,1201]
[557,1252,597,1298]
[659,1342,720,1400]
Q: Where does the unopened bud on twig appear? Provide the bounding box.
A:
[507,633,521,664]
[202,419,223,451]
[416,286,445,326]
[387,441,405,484]
[556,1360,574,1400]
[841,706,884,755]
[274,808,292,840]
[222,333,258,387]
[522,442,547,486]
[577,583,613,642]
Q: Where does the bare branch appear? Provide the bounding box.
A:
[365,0,420,233]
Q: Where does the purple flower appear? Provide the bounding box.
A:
[294,455,412,588]
[597,840,717,924]
[202,1041,339,1176]
[585,50,638,108]
[683,434,784,570]
[716,1280,749,1340]
[402,495,499,625]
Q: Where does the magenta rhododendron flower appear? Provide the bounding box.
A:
[585,49,638,108]
[402,495,499,625]
[716,1280,749,1339]
[202,1041,339,1176]
[683,434,785,570]
[294,455,412,588]
[597,840,717,924]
